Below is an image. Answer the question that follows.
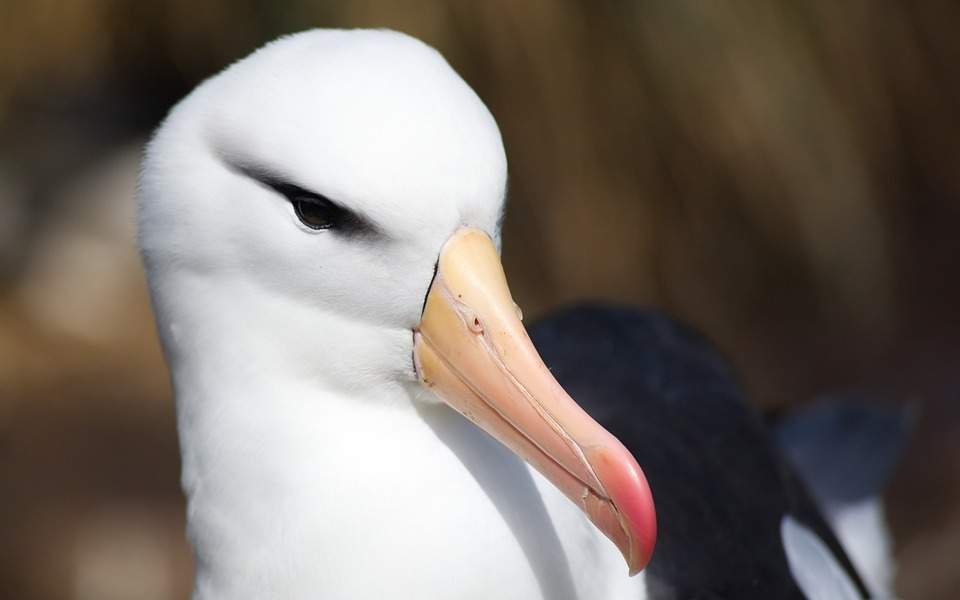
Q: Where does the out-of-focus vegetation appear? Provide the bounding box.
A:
[1,2,957,599]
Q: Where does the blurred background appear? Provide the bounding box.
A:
[1,1,958,598]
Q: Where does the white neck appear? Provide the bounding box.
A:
[154,274,646,599]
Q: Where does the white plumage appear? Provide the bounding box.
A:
[139,29,644,600]
[140,28,878,600]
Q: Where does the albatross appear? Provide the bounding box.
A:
[139,29,873,599]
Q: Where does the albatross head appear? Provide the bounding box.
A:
[139,29,655,576]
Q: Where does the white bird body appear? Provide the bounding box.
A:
[177,373,641,599]
[141,27,874,600]
[140,28,647,600]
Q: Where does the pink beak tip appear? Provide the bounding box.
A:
[589,445,658,574]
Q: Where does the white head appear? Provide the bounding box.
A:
[139,29,506,395]
[139,29,655,589]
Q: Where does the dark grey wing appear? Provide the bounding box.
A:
[529,304,869,600]
[775,396,911,596]
[775,396,912,507]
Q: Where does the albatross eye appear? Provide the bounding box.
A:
[229,164,373,234]
[292,195,337,230]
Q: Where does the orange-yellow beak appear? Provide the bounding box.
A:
[414,227,656,575]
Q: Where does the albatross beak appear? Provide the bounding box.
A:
[413,227,656,575]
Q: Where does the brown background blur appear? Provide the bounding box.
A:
[1,2,958,598]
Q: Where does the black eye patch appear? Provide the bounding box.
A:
[226,159,376,236]
[270,180,355,232]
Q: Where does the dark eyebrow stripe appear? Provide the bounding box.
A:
[221,156,380,237]
[229,161,291,191]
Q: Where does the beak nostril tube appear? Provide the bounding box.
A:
[469,316,483,333]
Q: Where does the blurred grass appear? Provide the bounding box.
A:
[1,2,958,598]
